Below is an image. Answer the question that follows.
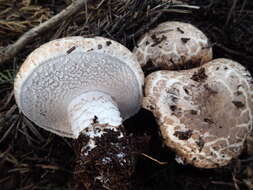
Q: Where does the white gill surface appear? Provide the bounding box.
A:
[18,52,140,138]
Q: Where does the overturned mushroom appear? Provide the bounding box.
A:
[133,21,212,70]
[14,36,144,189]
[143,58,253,168]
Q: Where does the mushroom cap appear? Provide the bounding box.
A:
[247,131,253,156]
[133,21,212,70]
[143,58,253,168]
[14,36,144,138]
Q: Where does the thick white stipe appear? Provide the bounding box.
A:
[68,91,122,138]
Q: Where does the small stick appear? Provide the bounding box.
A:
[0,0,91,66]
[211,181,235,186]
[140,153,168,165]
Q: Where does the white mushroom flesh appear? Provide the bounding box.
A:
[68,91,122,138]
[143,58,253,168]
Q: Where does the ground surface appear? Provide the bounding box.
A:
[0,0,253,190]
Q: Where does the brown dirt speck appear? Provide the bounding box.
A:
[177,27,184,34]
[66,46,76,54]
[106,41,112,46]
[196,137,205,152]
[232,101,245,108]
[181,37,190,43]
[191,110,198,115]
[174,130,193,140]
[151,34,167,47]
[191,67,208,82]
[203,118,214,124]
[170,105,177,112]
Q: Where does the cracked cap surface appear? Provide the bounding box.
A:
[143,58,253,168]
[133,21,212,70]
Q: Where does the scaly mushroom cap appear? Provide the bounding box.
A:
[247,132,253,156]
[133,21,212,69]
[14,36,144,138]
[143,58,253,168]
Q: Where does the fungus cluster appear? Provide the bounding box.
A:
[135,21,253,168]
[14,36,144,188]
[14,20,253,189]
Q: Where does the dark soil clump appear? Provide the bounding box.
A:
[75,126,148,190]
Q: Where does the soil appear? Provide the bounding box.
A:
[74,126,149,190]
[0,0,253,190]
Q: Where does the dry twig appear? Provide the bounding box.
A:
[140,153,168,165]
[0,0,91,66]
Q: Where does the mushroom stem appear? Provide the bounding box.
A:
[68,91,133,189]
[68,91,122,138]
[13,36,145,188]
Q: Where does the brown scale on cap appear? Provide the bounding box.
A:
[133,21,212,70]
[143,58,253,168]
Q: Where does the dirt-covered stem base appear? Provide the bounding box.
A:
[74,125,135,190]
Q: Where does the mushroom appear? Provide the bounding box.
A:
[247,131,253,156]
[142,58,253,168]
[14,36,144,188]
[133,21,212,70]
